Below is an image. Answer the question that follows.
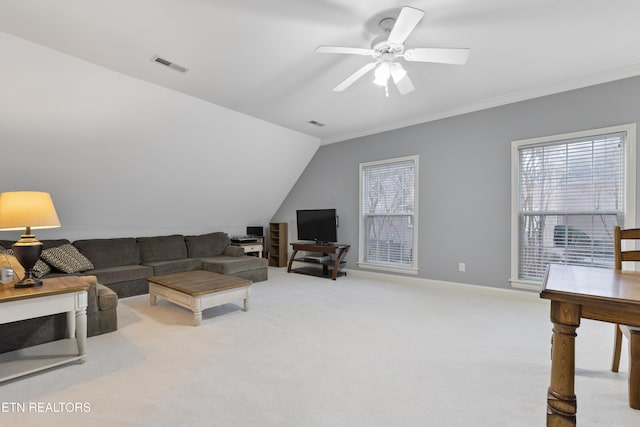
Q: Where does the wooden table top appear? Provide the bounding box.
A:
[148,270,252,296]
[0,276,90,303]
[541,264,640,327]
[542,264,640,303]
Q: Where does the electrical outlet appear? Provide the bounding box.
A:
[458,262,466,272]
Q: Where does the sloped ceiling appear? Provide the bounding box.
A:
[0,32,319,240]
[1,0,640,144]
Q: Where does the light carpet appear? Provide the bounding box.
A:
[1,267,639,426]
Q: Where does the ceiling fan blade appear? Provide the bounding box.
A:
[387,7,425,45]
[316,46,373,56]
[394,73,415,96]
[404,48,471,65]
[333,62,377,92]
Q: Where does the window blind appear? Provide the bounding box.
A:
[361,158,416,267]
[517,132,625,281]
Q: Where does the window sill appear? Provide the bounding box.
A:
[509,278,542,291]
[357,262,418,275]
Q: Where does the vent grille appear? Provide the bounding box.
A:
[152,56,188,73]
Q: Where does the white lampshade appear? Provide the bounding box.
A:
[0,191,61,231]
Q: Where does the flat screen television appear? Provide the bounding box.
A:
[296,209,338,243]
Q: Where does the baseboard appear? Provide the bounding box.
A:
[344,268,539,296]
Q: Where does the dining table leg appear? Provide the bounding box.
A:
[547,300,581,427]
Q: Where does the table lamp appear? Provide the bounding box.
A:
[0,191,61,288]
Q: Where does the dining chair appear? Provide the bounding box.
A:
[611,226,640,409]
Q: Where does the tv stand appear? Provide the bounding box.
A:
[287,242,350,280]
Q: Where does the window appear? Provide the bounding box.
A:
[511,124,636,289]
[359,155,419,274]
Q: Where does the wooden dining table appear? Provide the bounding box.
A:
[540,263,640,426]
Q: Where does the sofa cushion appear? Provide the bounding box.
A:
[137,235,187,263]
[145,258,203,276]
[41,243,94,274]
[0,240,16,250]
[73,238,140,269]
[202,256,268,275]
[185,232,230,258]
[84,264,153,286]
[40,239,72,250]
[224,245,244,257]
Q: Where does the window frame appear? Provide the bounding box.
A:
[510,124,636,290]
[358,155,419,275]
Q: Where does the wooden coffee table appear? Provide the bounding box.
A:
[148,270,252,326]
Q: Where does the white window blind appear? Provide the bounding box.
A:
[359,156,418,271]
[517,132,626,282]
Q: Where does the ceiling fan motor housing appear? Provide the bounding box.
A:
[371,38,404,59]
[371,17,404,59]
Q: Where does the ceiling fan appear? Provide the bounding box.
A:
[316,6,470,96]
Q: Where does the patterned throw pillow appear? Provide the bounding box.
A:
[4,248,51,278]
[41,244,94,274]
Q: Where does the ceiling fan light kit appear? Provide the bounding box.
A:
[316,6,470,97]
[373,62,391,86]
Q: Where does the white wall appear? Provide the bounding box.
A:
[0,32,320,241]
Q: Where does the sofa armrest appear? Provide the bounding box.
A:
[224,245,244,257]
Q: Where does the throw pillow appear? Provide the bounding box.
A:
[5,248,51,278]
[41,244,94,274]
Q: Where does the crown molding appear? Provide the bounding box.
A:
[320,63,640,146]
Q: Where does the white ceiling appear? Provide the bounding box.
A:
[2,0,640,144]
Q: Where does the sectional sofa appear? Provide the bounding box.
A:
[70,232,268,298]
[0,231,268,353]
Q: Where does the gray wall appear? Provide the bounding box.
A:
[273,75,640,288]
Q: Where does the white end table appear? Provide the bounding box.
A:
[0,276,89,382]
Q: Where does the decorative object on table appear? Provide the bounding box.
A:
[0,191,61,288]
[0,266,14,284]
[0,249,25,285]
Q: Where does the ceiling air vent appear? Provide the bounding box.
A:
[152,56,188,73]
[308,120,326,127]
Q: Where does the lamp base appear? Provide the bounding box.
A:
[14,276,43,288]
[12,235,44,289]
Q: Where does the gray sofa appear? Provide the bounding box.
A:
[0,231,267,354]
[73,231,268,298]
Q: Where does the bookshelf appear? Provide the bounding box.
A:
[268,223,288,267]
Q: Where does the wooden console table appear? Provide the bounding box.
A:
[0,276,89,382]
[287,242,350,280]
[540,264,640,426]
